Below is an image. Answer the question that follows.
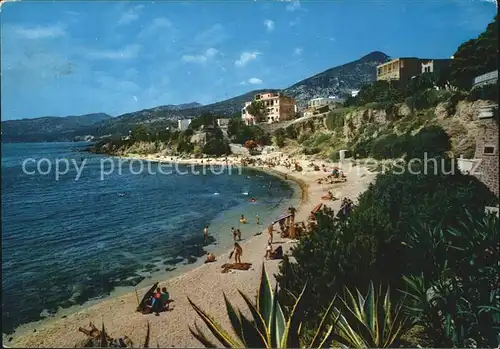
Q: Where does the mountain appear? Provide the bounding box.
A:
[3,51,389,142]
[283,51,390,105]
[1,113,113,142]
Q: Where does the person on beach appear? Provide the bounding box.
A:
[151,287,162,316]
[232,227,237,241]
[203,225,209,243]
[232,242,243,264]
[237,229,242,241]
[205,252,216,263]
[161,287,170,310]
[268,224,274,244]
[256,214,261,225]
[265,243,273,260]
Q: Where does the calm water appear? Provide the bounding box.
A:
[1,142,296,334]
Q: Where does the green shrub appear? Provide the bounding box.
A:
[303,147,320,155]
[364,102,383,109]
[298,133,310,144]
[467,83,498,103]
[326,112,345,131]
[277,159,497,339]
[406,125,451,159]
[285,126,298,139]
[313,133,331,146]
[370,133,409,160]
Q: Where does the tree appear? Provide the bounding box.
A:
[274,128,286,148]
[189,112,217,130]
[202,128,231,156]
[227,118,245,140]
[245,101,267,123]
[449,14,498,90]
[131,125,148,142]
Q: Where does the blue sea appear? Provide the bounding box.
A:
[1,142,297,335]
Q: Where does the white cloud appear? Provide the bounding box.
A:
[195,24,229,46]
[235,51,260,67]
[293,47,303,56]
[87,44,141,60]
[118,4,145,25]
[137,17,173,38]
[13,24,66,39]
[182,48,218,64]
[286,0,301,12]
[264,19,275,32]
[248,78,263,85]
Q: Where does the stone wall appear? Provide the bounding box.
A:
[473,113,499,197]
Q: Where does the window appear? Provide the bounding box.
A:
[484,145,496,155]
[378,68,382,75]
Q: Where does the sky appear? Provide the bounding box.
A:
[1,0,497,120]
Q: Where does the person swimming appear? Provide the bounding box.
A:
[240,215,247,223]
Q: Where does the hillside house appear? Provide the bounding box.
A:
[242,92,296,125]
[177,119,192,131]
[376,57,451,86]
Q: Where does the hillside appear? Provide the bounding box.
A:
[0,113,113,143]
[3,51,389,142]
[283,51,390,104]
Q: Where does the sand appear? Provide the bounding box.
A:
[6,154,376,348]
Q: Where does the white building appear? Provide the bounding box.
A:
[177,119,192,131]
[217,118,230,129]
[351,90,360,97]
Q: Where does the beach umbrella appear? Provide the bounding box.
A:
[272,213,293,225]
[137,282,159,312]
[311,203,323,214]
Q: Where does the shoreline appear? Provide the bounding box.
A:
[6,153,375,348]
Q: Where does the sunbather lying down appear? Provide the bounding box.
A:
[204,252,216,263]
[221,262,252,273]
[321,191,337,201]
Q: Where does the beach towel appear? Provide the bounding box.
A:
[221,263,252,273]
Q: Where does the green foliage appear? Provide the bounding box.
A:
[227,118,271,146]
[189,112,217,130]
[406,125,451,159]
[303,147,320,155]
[297,133,310,144]
[313,133,330,147]
[449,14,498,89]
[405,73,437,96]
[405,89,439,112]
[467,83,499,103]
[325,111,345,131]
[246,101,268,122]
[402,212,500,348]
[202,128,231,156]
[274,129,286,148]
[285,126,298,140]
[332,282,409,348]
[363,125,450,160]
[444,90,468,116]
[176,131,194,153]
[349,80,404,107]
[188,264,336,348]
[131,125,149,142]
[276,159,497,345]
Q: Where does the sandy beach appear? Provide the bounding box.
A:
[7,153,376,348]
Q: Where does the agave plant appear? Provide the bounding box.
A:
[188,264,337,348]
[331,282,409,348]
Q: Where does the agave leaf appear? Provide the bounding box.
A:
[258,263,274,329]
[223,293,244,341]
[275,301,286,348]
[307,296,337,348]
[237,290,267,339]
[237,309,268,347]
[144,321,150,348]
[268,284,280,348]
[100,322,107,348]
[364,282,376,341]
[188,322,218,348]
[187,297,242,348]
[280,283,308,348]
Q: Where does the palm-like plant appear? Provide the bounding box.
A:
[188,264,337,348]
[332,282,409,348]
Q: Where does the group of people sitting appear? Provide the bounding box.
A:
[142,287,171,316]
[265,243,284,260]
[338,197,354,218]
[316,171,347,185]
